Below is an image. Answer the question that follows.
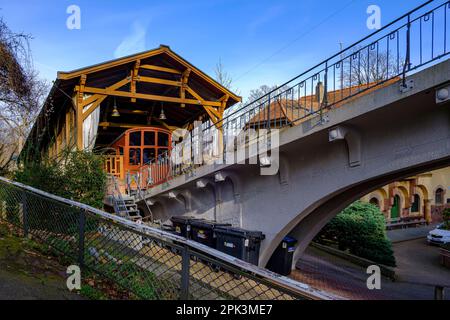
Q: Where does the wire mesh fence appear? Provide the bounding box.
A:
[0,177,336,300]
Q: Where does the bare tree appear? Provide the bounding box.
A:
[214,58,233,90]
[344,46,403,87]
[0,17,49,174]
[246,84,290,104]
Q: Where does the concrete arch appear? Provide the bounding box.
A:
[278,153,290,186]
[148,201,168,222]
[367,189,385,209]
[416,184,429,200]
[220,171,243,199]
[433,185,446,204]
[265,158,450,269]
[190,181,217,220]
[137,62,450,269]
[394,185,410,217]
[217,177,242,225]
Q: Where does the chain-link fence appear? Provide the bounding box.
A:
[0,177,337,300]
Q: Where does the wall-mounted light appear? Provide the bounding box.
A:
[259,155,271,167]
[436,85,450,104]
[111,97,120,117]
[328,126,346,141]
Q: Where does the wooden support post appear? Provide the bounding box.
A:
[73,96,83,151]
[180,68,191,108]
[131,60,140,103]
[77,74,87,107]
[75,75,87,150]
[65,111,70,149]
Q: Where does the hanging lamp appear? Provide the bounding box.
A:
[111,97,120,117]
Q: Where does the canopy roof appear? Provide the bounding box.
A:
[22,45,241,158]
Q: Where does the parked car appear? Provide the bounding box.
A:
[427,223,450,245]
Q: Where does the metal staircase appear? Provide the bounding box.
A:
[106,175,142,222]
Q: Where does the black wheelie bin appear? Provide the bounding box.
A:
[170,216,204,239]
[214,226,265,266]
[266,236,297,276]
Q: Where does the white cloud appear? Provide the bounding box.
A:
[114,21,148,58]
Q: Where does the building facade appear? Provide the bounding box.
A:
[361,167,450,225]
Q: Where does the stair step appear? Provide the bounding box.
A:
[119,210,140,215]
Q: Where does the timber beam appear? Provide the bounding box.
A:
[74,85,221,107]
[138,76,182,87]
[140,64,182,74]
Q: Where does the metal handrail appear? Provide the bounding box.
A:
[139,0,450,189]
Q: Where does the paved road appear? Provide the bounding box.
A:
[292,238,450,300]
[387,224,437,243]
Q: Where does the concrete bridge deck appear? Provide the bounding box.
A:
[137,58,450,268]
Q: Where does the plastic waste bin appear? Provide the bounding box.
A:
[190,220,231,248]
[215,226,265,265]
[266,236,297,276]
[170,216,204,239]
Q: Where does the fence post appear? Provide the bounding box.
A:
[323,61,328,108]
[78,209,86,268]
[434,286,445,300]
[21,192,28,237]
[402,14,411,86]
[1,201,6,221]
[180,246,191,300]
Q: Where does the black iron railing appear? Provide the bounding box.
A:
[139,0,450,188]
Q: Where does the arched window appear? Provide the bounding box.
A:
[435,188,444,205]
[369,197,380,208]
[411,194,420,213]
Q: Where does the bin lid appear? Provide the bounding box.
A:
[215,226,265,240]
[161,224,175,231]
[170,216,204,224]
[282,236,297,244]
[190,220,231,229]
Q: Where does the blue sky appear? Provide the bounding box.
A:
[0,0,428,99]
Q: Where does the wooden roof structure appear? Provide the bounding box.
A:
[22,45,241,158]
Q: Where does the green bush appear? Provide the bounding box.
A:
[443,208,450,230]
[14,151,106,209]
[317,201,396,267]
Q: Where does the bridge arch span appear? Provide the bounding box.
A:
[267,158,450,269]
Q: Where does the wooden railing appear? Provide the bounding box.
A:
[104,155,124,179]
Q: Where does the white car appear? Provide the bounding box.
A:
[427,223,450,245]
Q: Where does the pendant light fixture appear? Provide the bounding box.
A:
[159,102,166,120]
[111,97,120,117]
